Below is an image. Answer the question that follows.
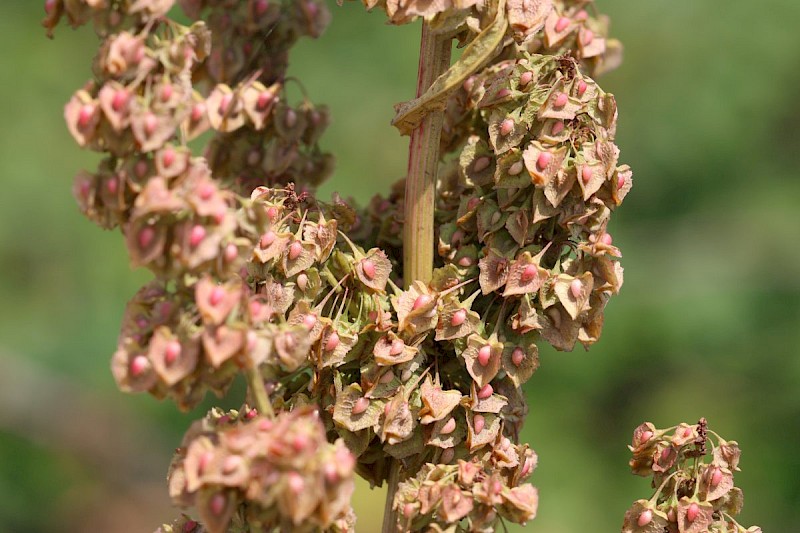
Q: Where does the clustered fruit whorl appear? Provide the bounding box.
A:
[45,0,669,532]
[623,420,761,533]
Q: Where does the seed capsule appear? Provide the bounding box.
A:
[473,156,491,173]
[440,418,456,435]
[324,332,340,352]
[288,241,303,260]
[582,29,594,45]
[686,503,699,522]
[165,341,181,365]
[441,447,455,463]
[710,467,723,487]
[380,370,395,384]
[287,472,305,495]
[496,88,511,99]
[554,92,569,108]
[222,455,242,474]
[477,345,492,366]
[600,233,613,245]
[138,226,155,249]
[551,120,565,135]
[637,510,653,527]
[520,264,538,283]
[361,258,376,280]
[209,287,225,306]
[500,118,514,136]
[209,493,226,516]
[555,16,570,32]
[536,152,552,171]
[508,160,524,176]
[519,71,533,87]
[477,384,493,399]
[511,347,525,366]
[111,90,129,112]
[191,102,206,122]
[473,414,485,434]
[390,339,405,356]
[582,166,593,184]
[302,314,317,329]
[130,355,149,377]
[640,430,654,444]
[450,309,467,327]
[570,279,583,299]
[189,225,206,248]
[578,80,588,97]
[296,273,309,291]
[77,104,95,128]
[144,113,158,135]
[218,93,233,114]
[413,294,432,310]
[285,109,297,128]
[352,397,369,415]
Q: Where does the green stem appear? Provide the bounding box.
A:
[245,367,274,419]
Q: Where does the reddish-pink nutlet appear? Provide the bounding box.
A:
[144,112,158,135]
[222,455,242,474]
[473,414,485,434]
[500,118,515,136]
[45,0,56,15]
[403,503,416,519]
[640,430,654,443]
[292,433,309,452]
[380,370,395,384]
[554,92,569,108]
[551,120,565,135]
[198,183,215,201]
[285,109,297,128]
[508,160,524,176]
[637,510,653,527]
[209,493,226,515]
[256,90,272,110]
[288,241,303,260]
[582,29,594,45]
[287,472,305,495]
[511,347,525,366]
[246,331,258,351]
[710,467,723,487]
[519,71,533,87]
[106,176,118,194]
[440,417,456,435]
[458,256,473,267]
[161,147,176,168]
[302,313,317,329]
[661,447,672,461]
[683,427,692,438]
[555,16,570,32]
[218,93,233,114]
[361,258,376,280]
[520,264,538,283]
[575,9,588,20]
[160,84,173,103]
[450,309,467,327]
[183,520,198,533]
[352,396,369,415]
[413,294,432,310]
[189,225,206,248]
[77,104,95,128]
[257,419,273,431]
[245,408,258,420]
[600,233,613,245]
[467,197,480,210]
[134,160,149,178]
[582,165,593,184]
[304,0,319,17]
[296,273,309,290]
[686,503,699,522]
[536,151,552,171]
[111,90,129,112]
[209,286,225,307]
[477,383,493,399]
[266,206,279,221]
[223,243,238,263]
[451,229,465,246]
[129,355,149,377]
[441,447,455,464]
[197,450,213,474]
[191,102,206,122]
[463,76,476,93]
[570,279,583,299]
[254,0,269,16]
[477,345,492,366]
[473,156,491,173]
[324,332,340,352]
[496,88,511,99]
[165,341,181,365]
[390,338,405,356]
[578,80,588,97]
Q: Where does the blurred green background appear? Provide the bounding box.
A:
[1,1,798,531]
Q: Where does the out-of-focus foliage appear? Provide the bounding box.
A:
[0,1,797,532]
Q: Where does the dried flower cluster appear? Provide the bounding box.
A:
[623,419,761,533]
[42,1,755,532]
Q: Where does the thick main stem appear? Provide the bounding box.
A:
[383,21,451,533]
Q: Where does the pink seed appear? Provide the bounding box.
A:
[578,80,588,97]
[511,347,525,366]
[551,120,565,135]
[44,0,56,15]
[352,397,369,415]
[600,233,613,245]
[477,383,493,399]
[520,264,538,283]
[570,279,583,299]
[361,259,376,280]
[555,16,570,32]
[77,104,95,128]
[519,71,533,87]
[209,287,225,306]
[380,370,395,384]
[260,231,275,249]
[287,472,304,494]
[710,468,723,487]
[161,148,176,168]
[496,88,511,99]
[304,1,319,18]
[554,92,569,108]
[403,503,416,519]
[285,109,297,128]
[249,300,263,316]
[254,0,269,16]
[617,174,625,189]
[323,463,338,484]
[292,434,309,452]
[473,156,490,173]
[246,331,257,351]
[477,345,491,366]
[683,427,692,438]
[451,229,464,246]
[160,84,173,103]
[222,455,241,474]
[258,419,273,431]
[467,197,480,210]
[224,243,238,262]
[209,493,226,515]
[582,29,594,45]
[458,256,473,267]
[575,9,588,21]
[640,430,653,444]
[266,206,279,221]
[135,160,148,178]
[189,225,206,247]
[413,294,432,310]
[256,91,272,110]
[440,417,457,435]
[450,309,467,327]
[686,503,699,522]
[199,183,215,201]
[637,510,653,527]
[325,332,340,352]
[302,313,317,329]
[390,339,405,356]
[441,447,455,464]
[165,341,181,365]
[508,160,524,176]
[582,166,593,184]
[219,93,233,114]
[144,113,158,135]
[668,509,677,522]
[190,102,206,122]
[463,76,476,93]
[106,177,118,194]
[197,451,213,474]
[288,241,302,260]
[661,447,671,461]
[130,355,149,377]
[245,408,257,419]
[499,118,514,136]
[473,414,485,434]
[111,90,129,112]
[183,520,198,533]
[536,152,552,171]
